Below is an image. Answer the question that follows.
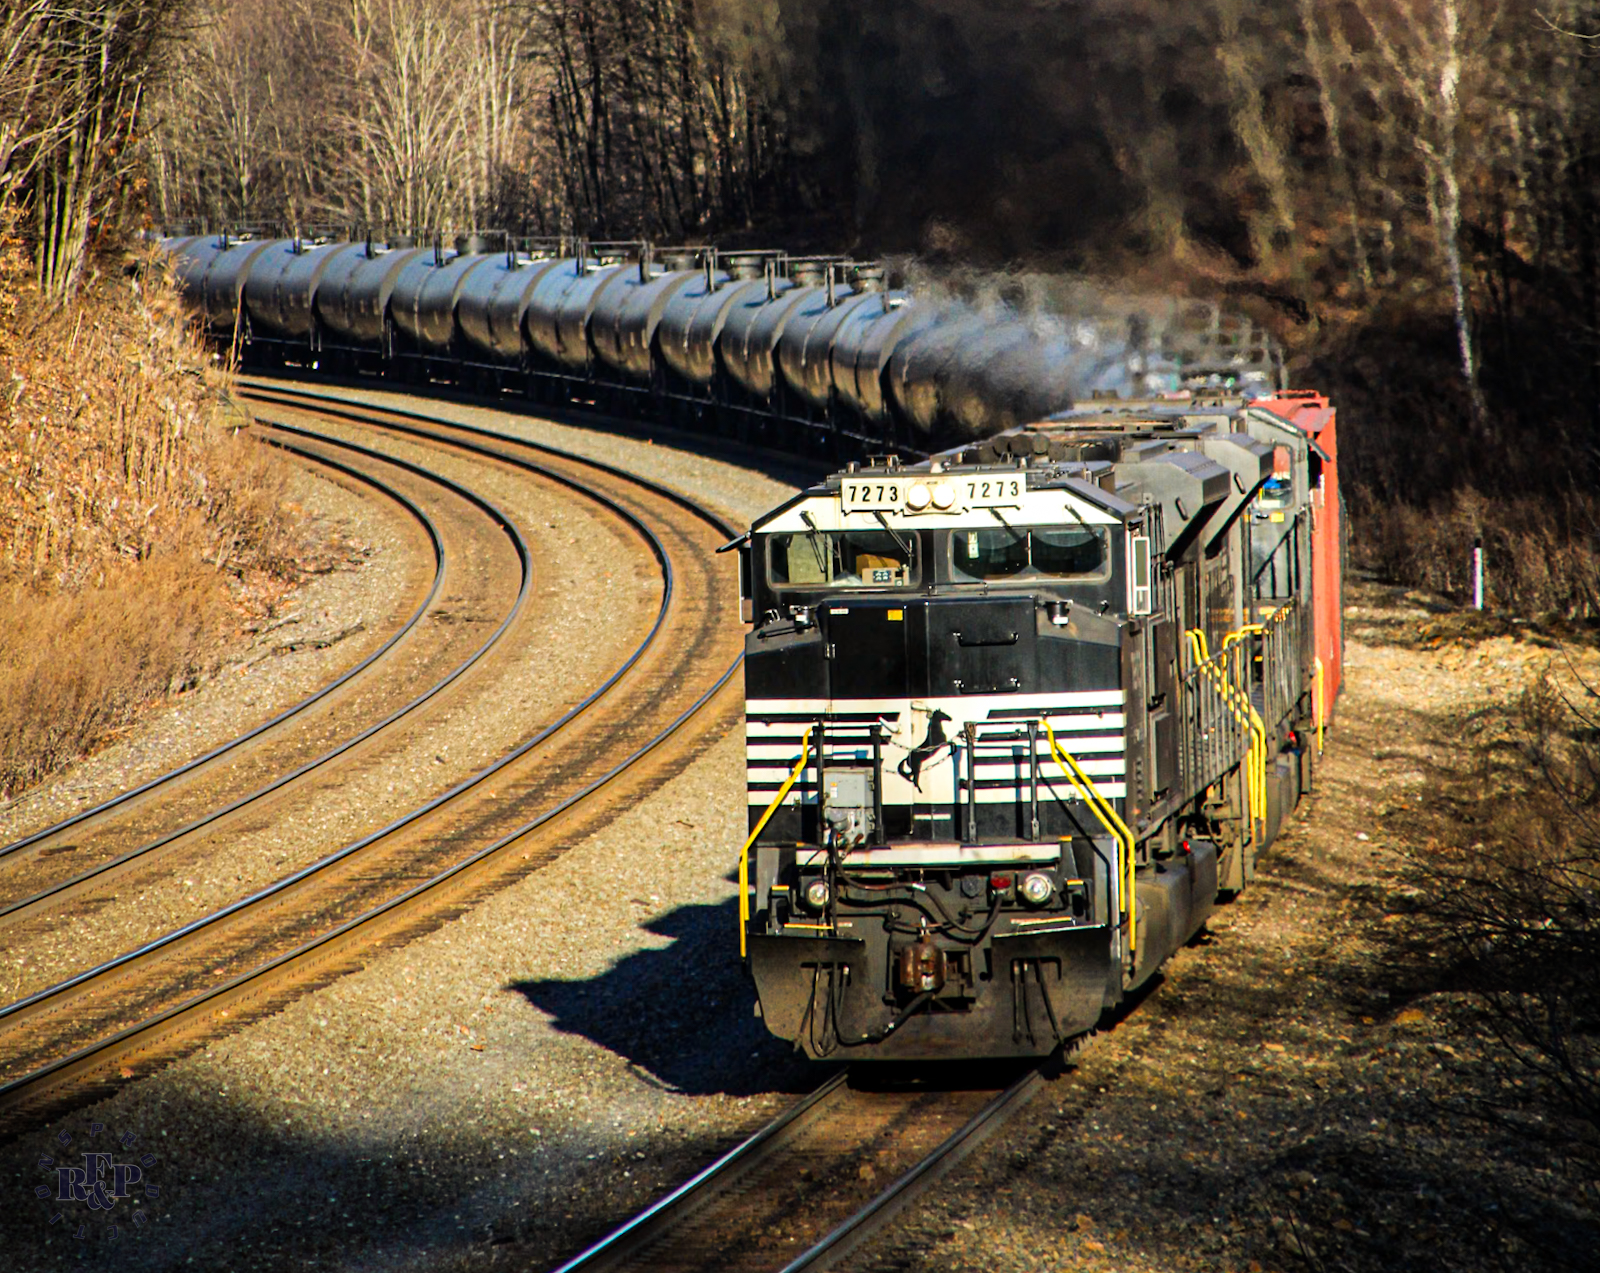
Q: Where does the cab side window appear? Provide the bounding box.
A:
[768,530,916,589]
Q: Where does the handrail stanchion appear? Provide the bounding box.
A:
[1042,720,1136,964]
[739,725,813,958]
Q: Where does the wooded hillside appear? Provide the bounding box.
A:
[4,1,1600,608]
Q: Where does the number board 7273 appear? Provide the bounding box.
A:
[959,475,1026,506]
[838,473,1027,513]
[838,480,904,511]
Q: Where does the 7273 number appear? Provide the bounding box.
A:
[841,482,901,510]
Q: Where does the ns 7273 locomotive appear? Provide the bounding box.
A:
[733,390,1342,1059]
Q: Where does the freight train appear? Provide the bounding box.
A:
[161,232,1340,1060]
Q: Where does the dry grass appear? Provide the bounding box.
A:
[1353,488,1600,622]
[0,560,221,795]
[0,213,303,800]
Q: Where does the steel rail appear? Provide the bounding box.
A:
[547,1070,851,1273]
[546,1066,1048,1273]
[0,406,743,1122]
[778,1067,1047,1272]
[235,381,742,541]
[0,431,532,929]
[0,418,666,1031]
[0,444,447,864]
[0,581,743,1124]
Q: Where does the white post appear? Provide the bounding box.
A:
[1473,537,1484,610]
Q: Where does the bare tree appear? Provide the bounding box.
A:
[1,1,191,300]
[1342,0,1494,422]
[0,2,53,210]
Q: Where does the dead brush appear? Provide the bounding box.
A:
[1405,672,1600,1157]
[0,227,304,802]
[0,558,224,798]
[1353,488,1600,621]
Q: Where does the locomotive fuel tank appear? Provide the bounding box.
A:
[456,253,565,363]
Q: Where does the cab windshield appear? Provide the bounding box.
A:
[951,526,1106,581]
[767,529,915,589]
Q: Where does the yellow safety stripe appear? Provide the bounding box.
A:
[739,725,813,958]
[1043,720,1137,963]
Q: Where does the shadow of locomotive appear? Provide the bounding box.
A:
[507,896,816,1098]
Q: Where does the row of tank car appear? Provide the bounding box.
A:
[162,231,1280,456]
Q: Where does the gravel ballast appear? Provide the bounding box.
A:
[0,428,660,1010]
[1,392,807,1272]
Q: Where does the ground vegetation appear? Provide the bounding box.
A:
[0,2,305,800]
[0,217,301,800]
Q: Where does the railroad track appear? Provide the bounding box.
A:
[0,433,532,928]
[0,440,447,874]
[551,1064,1048,1273]
[0,388,743,1134]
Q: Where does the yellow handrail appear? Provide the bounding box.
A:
[1043,720,1137,962]
[1221,626,1271,829]
[739,725,813,958]
[1313,656,1325,754]
[1188,630,1267,836]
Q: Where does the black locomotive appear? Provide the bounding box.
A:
[734,393,1343,1058]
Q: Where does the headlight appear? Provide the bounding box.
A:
[1020,872,1054,905]
[931,484,955,510]
[803,878,831,911]
[906,481,931,511]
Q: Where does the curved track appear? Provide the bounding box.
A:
[0,447,445,865]
[0,434,531,928]
[551,1065,1046,1273]
[0,390,744,1134]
